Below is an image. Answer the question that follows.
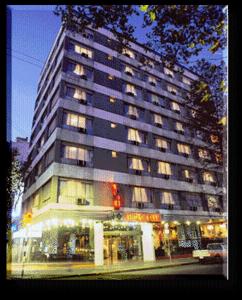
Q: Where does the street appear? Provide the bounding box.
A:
[58,263,227,280]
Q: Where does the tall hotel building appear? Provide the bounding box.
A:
[18,25,227,265]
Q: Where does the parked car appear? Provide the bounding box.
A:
[193,243,227,263]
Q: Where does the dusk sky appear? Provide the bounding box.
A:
[9,5,225,143]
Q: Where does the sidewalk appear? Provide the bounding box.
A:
[7,257,198,279]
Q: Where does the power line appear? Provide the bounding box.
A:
[7,53,43,68]
[7,47,45,63]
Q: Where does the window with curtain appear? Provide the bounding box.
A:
[175,122,184,132]
[125,83,137,96]
[164,67,174,77]
[167,85,177,94]
[127,105,139,118]
[157,161,172,175]
[132,187,148,203]
[171,101,180,111]
[148,75,157,85]
[124,66,134,76]
[161,192,174,204]
[127,128,143,143]
[59,179,93,204]
[73,64,85,76]
[151,94,160,105]
[155,138,168,149]
[184,169,191,178]
[65,146,91,162]
[198,148,210,159]
[73,88,86,100]
[66,113,86,128]
[74,45,93,58]
[122,48,135,59]
[203,172,214,182]
[129,158,144,170]
[154,114,163,125]
[177,143,191,154]
[207,196,219,208]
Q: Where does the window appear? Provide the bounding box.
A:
[66,113,86,128]
[164,67,174,78]
[182,77,191,85]
[111,123,117,128]
[148,75,157,86]
[74,45,93,58]
[42,180,51,203]
[122,48,135,59]
[124,66,134,76]
[207,196,219,208]
[175,122,184,132]
[132,187,148,203]
[65,145,92,162]
[147,60,155,68]
[157,161,172,175]
[215,152,222,163]
[151,94,160,105]
[171,101,180,112]
[161,192,174,204]
[59,179,93,205]
[203,172,214,182]
[129,158,144,170]
[198,149,210,159]
[184,169,191,179]
[210,134,219,143]
[125,84,137,96]
[127,128,143,143]
[155,138,168,149]
[127,105,139,118]
[108,74,114,80]
[108,55,113,60]
[167,85,177,94]
[73,64,85,76]
[109,97,116,103]
[73,88,86,101]
[112,151,117,158]
[177,143,191,154]
[154,114,163,125]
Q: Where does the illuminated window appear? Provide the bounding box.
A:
[148,75,157,86]
[157,161,172,175]
[161,192,174,204]
[132,187,148,202]
[203,172,214,183]
[65,146,91,161]
[215,152,222,163]
[182,77,191,85]
[73,88,86,101]
[122,48,135,59]
[112,151,117,158]
[155,138,168,149]
[111,123,117,128]
[198,148,210,159]
[154,114,163,125]
[175,122,184,132]
[125,84,137,96]
[207,196,219,208]
[108,74,114,80]
[129,158,144,170]
[184,169,190,179]
[74,45,93,58]
[147,60,155,68]
[191,109,197,118]
[127,128,142,143]
[66,113,86,128]
[151,94,160,105]
[210,134,219,143]
[109,97,116,103]
[108,55,113,60]
[177,143,191,154]
[127,105,139,118]
[124,66,134,76]
[164,67,174,78]
[73,64,85,76]
[167,85,177,94]
[171,101,180,112]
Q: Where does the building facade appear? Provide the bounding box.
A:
[15,25,227,265]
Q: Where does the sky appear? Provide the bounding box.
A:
[8,5,226,143]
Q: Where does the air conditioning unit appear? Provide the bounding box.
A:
[183,153,189,158]
[129,114,137,120]
[155,123,162,128]
[78,127,87,133]
[190,206,197,211]
[171,91,176,95]
[168,204,174,210]
[76,198,90,206]
[149,82,156,87]
[163,174,170,180]
[215,207,221,212]
[135,170,142,176]
[125,71,133,77]
[80,74,87,80]
[77,160,86,167]
[168,74,173,78]
[158,147,166,152]
[81,52,89,58]
[175,130,184,135]
[211,182,217,187]
[186,178,193,183]
[126,92,135,97]
[136,202,144,209]
[124,53,131,58]
[131,141,140,146]
[174,110,180,114]
[153,102,160,106]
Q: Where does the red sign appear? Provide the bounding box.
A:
[123,212,161,223]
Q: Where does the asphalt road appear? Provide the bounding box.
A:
[58,263,227,280]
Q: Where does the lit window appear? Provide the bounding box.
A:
[148,75,157,86]
[164,67,174,78]
[175,122,184,132]
[65,146,91,161]
[207,196,218,208]
[154,114,163,125]
[151,94,160,105]
[124,66,134,76]
[66,113,86,128]
[108,55,113,60]
[126,84,137,96]
[147,60,155,68]
[132,187,148,202]
[122,48,135,59]
[203,172,214,182]
[108,74,114,80]
[109,97,116,103]
[161,192,174,204]
[198,149,210,159]
[171,101,180,112]
[184,169,190,178]
[182,77,191,85]
[155,138,168,149]
[112,151,117,158]
[129,158,144,170]
[73,64,85,76]
[73,88,86,101]
[167,85,177,94]
[128,105,139,118]
[191,109,197,118]
[215,152,222,163]
[210,134,219,143]
[177,143,191,154]
[74,45,93,58]
[111,123,117,128]
[157,161,172,175]
[127,128,142,143]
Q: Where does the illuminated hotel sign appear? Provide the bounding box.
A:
[123,212,161,223]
